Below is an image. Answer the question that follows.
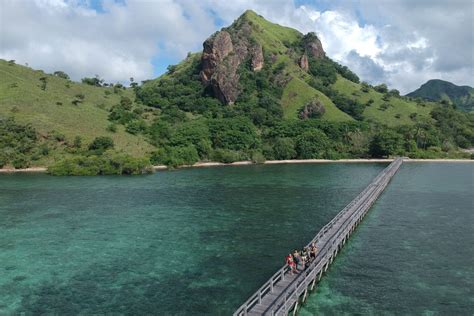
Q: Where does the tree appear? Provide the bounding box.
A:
[151,145,199,167]
[374,83,388,93]
[296,129,330,159]
[361,82,370,93]
[308,57,337,86]
[73,136,82,148]
[208,117,258,151]
[53,71,70,80]
[273,137,296,160]
[130,77,138,88]
[39,76,48,90]
[369,130,404,157]
[88,136,114,152]
[82,75,103,87]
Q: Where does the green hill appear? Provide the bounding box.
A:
[0,59,152,168]
[407,79,474,112]
[1,10,473,173]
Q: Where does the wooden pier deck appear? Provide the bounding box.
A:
[234,157,403,316]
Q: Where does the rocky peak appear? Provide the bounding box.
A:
[199,18,265,104]
[200,31,233,85]
[302,32,325,59]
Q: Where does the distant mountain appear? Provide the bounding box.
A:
[407,79,474,112]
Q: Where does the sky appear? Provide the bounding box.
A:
[1,0,472,94]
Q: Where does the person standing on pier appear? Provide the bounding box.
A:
[292,249,302,270]
[301,247,309,269]
[310,243,318,261]
[286,253,297,274]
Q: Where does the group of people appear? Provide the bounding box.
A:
[285,242,318,274]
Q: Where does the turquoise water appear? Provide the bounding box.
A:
[0,163,386,314]
[300,163,474,315]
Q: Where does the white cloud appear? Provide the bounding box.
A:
[0,0,215,83]
[1,0,472,93]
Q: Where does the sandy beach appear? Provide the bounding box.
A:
[1,158,472,174]
[0,167,48,173]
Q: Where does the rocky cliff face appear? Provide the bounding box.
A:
[199,21,265,104]
[200,31,233,85]
[200,31,241,104]
[303,32,325,59]
[299,54,309,71]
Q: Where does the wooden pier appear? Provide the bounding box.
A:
[234,157,403,316]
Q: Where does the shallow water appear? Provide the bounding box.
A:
[300,162,474,315]
[1,163,472,315]
[0,163,385,314]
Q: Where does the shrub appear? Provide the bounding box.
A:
[82,76,103,87]
[107,123,117,133]
[151,146,199,167]
[53,71,70,80]
[12,155,29,169]
[374,84,388,93]
[308,57,337,86]
[211,149,241,163]
[39,144,49,156]
[251,151,266,164]
[125,120,147,135]
[51,131,65,142]
[39,77,48,90]
[208,117,258,151]
[73,136,82,148]
[0,154,6,168]
[48,154,151,176]
[88,136,114,152]
[272,137,296,160]
[298,99,325,120]
[296,129,330,159]
[361,82,370,93]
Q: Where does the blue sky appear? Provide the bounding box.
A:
[1,0,472,93]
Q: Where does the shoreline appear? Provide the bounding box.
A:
[1,158,472,174]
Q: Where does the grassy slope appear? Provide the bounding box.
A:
[281,77,353,121]
[0,60,152,159]
[239,10,301,54]
[332,76,434,126]
[242,11,353,123]
[243,11,438,126]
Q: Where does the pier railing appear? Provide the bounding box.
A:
[234,158,403,316]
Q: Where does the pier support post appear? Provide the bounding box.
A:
[318,270,323,281]
[310,276,317,291]
[292,302,299,316]
[302,288,308,302]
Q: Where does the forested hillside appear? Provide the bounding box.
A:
[1,10,472,174]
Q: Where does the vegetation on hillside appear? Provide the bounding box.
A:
[0,11,473,174]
